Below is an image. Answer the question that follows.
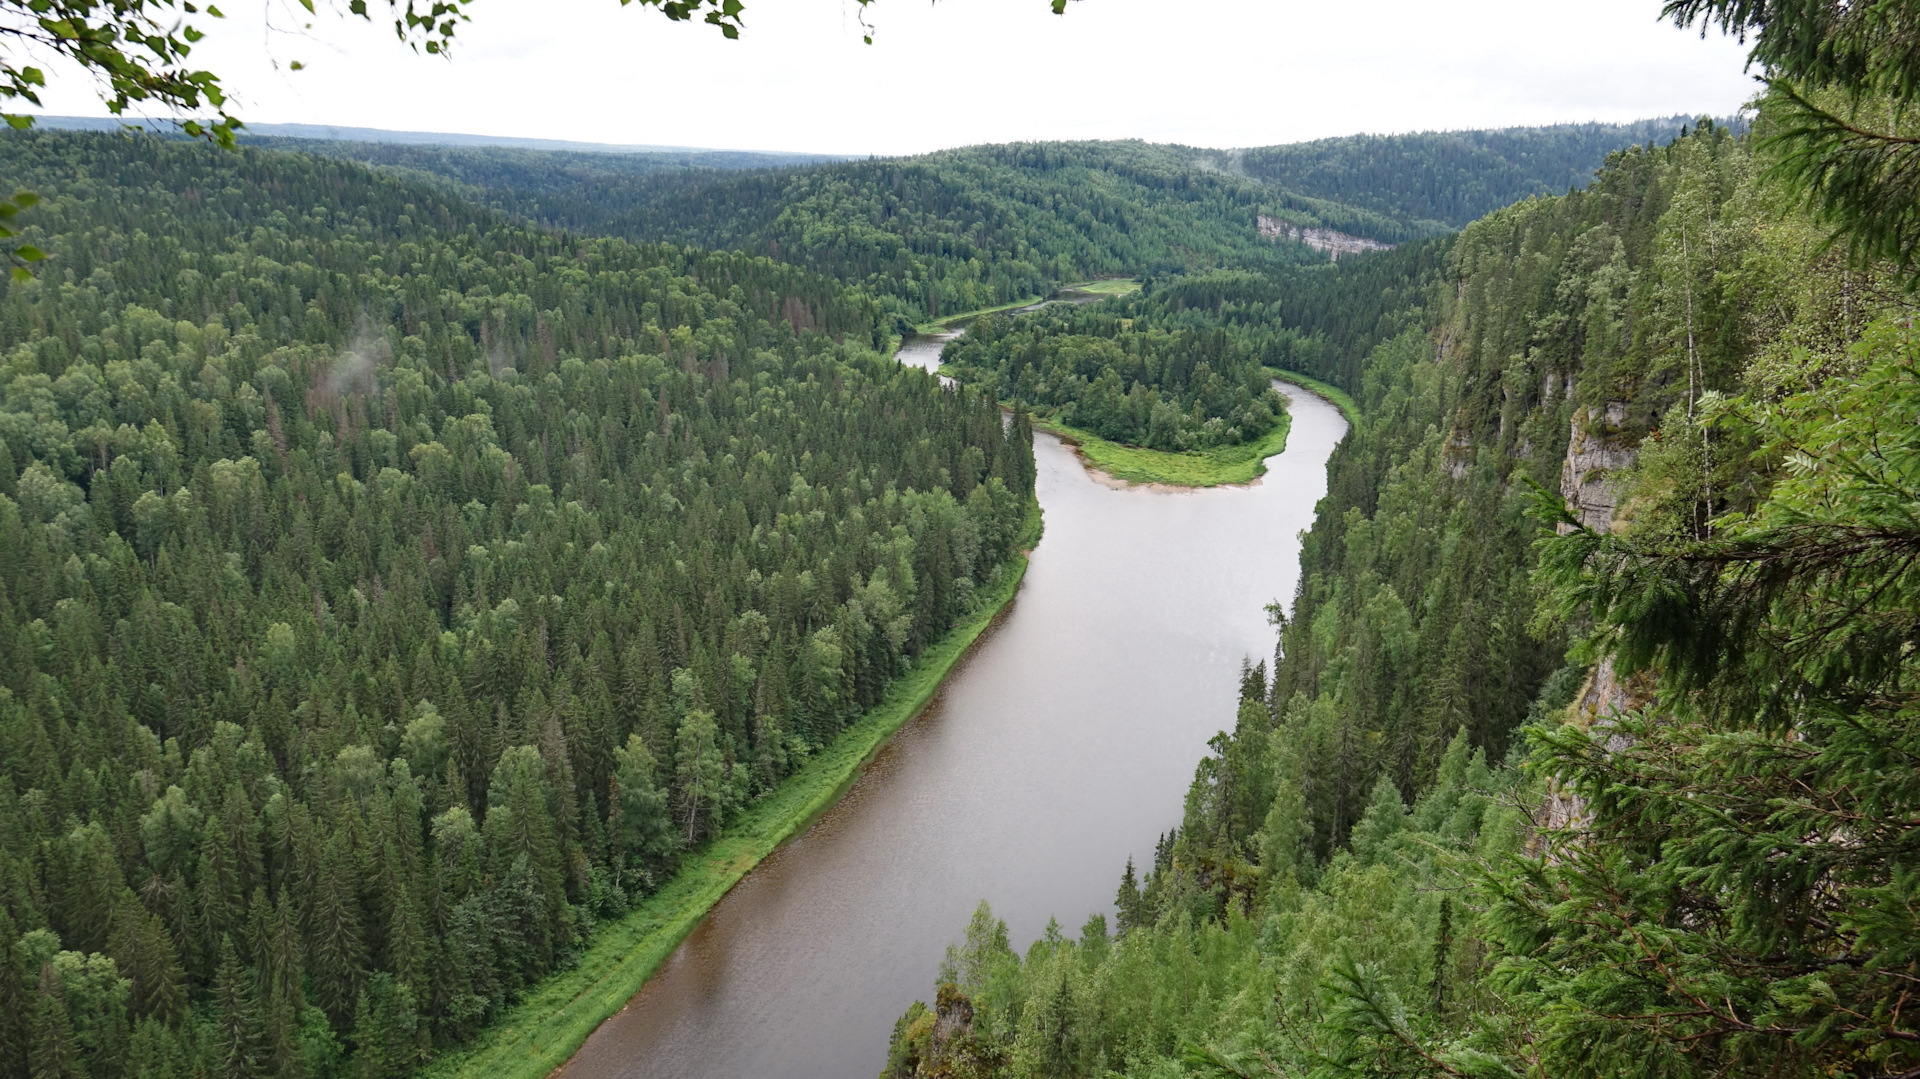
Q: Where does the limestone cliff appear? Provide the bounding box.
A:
[1257,214,1396,260]
[1559,401,1636,533]
[1538,403,1645,846]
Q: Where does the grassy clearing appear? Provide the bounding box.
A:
[1031,410,1294,488]
[1064,277,1142,297]
[427,505,1042,1079]
[913,279,1140,334]
[1266,368,1359,425]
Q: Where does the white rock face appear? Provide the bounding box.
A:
[1538,404,1645,854]
[1559,403,1636,533]
[1257,214,1396,261]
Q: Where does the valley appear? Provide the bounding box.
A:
[0,13,1913,1076]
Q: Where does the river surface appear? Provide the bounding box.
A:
[554,341,1348,1079]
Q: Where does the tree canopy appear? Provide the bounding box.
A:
[0,128,1036,1078]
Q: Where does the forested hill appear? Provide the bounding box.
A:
[234,140,783,264]
[1235,117,1709,229]
[298,122,1692,332]
[0,129,1036,1079]
[884,119,1920,1079]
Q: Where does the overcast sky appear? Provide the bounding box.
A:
[27,0,1759,156]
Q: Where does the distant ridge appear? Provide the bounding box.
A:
[23,114,847,161]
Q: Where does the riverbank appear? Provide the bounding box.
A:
[1033,410,1293,488]
[1267,368,1358,424]
[425,504,1043,1079]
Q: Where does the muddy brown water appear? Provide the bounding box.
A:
[553,342,1348,1079]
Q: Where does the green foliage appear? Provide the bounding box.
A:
[1664,0,1920,100]
[1496,323,1920,1078]
[941,282,1288,453]
[1758,84,1920,278]
[1237,118,1705,230]
[331,128,1679,337]
[891,117,1920,1079]
[0,189,45,282]
[1668,0,1920,282]
[0,129,1035,1078]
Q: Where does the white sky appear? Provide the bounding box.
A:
[25,0,1760,156]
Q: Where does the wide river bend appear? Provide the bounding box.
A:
[554,337,1349,1079]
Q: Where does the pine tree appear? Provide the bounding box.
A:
[198,817,245,974]
[348,990,386,1079]
[384,875,426,1005]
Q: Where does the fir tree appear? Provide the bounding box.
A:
[209,937,264,1079]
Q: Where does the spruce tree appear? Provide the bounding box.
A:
[209,937,263,1079]
[0,910,30,1079]
[29,965,84,1079]
[305,836,365,1031]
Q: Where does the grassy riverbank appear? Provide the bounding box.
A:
[425,505,1043,1079]
[914,278,1139,334]
[1266,367,1359,424]
[1033,409,1293,487]
[1065,277,1144,297]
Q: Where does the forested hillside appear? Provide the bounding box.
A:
[240,139,811,247]
[0,130,1035,1079]
[885,113,1920,1079]
[507,141,1345,331]
[306,124,1687,334]
[938,280,1291,453]
[935,250,1454,456]
[1235,118,1706,229]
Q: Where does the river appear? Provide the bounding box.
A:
[552,338,1349,1079]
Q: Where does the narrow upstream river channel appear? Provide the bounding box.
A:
[554,336,1349,1079]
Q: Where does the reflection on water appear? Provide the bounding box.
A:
[553,358,1348,1079]
[894,333,956,382]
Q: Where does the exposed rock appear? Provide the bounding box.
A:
[879,983,1003,1078]
[1559,402,1636,532]
[1443,428,1474,479]
[1541,369,1574,404]
[1537,410,1649,854]
[1257,214,1396,261]
[931,983,975,1048]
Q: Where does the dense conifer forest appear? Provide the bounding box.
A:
[933,252,1460,454]
[882,113,1920,1079]
[937,284,1288,453]
[291,123,1692,333]
[0,130,1036,1079]
[1234,118,1716,230]
[3,17,1906,1073]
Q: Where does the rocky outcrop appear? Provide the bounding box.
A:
[1257,214,1395,261]
[881,984,1004,1078]
[1537,403,1645,852]
[1559,401,1635,533]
